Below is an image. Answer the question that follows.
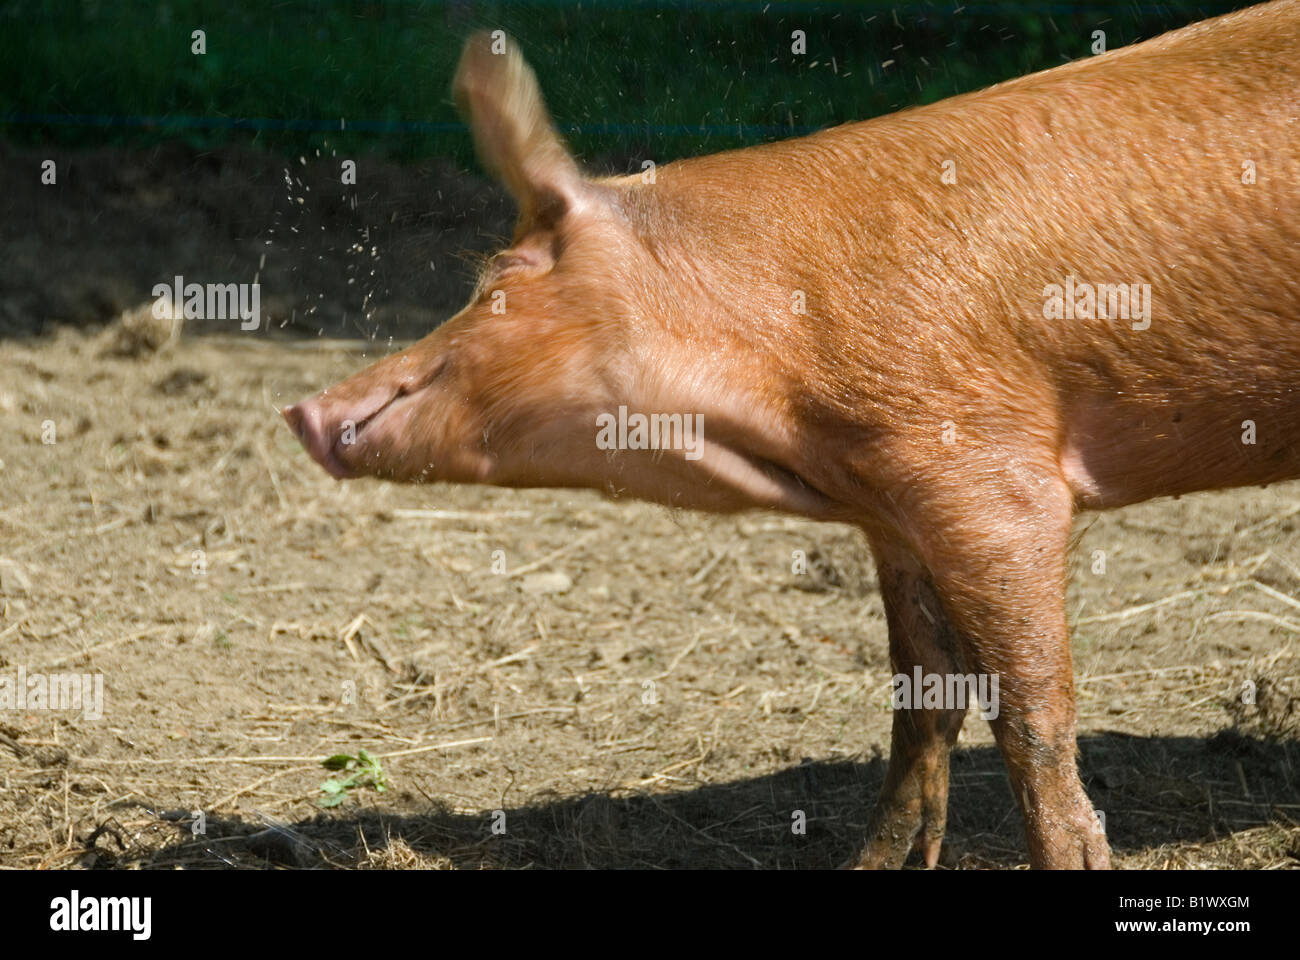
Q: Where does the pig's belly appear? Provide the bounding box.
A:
[1060,396,1300,511]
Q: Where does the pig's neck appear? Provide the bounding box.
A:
[616,152,938,519]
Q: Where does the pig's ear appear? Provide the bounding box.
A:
[454,32,586,228]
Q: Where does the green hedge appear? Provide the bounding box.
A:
[0,0,1251,165]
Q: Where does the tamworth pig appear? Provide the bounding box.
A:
[284,1,1300,868]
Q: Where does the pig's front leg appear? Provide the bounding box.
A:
[852,544,967,869]
[911,470,1110,869]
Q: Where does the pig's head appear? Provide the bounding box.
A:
[283,33,838,519]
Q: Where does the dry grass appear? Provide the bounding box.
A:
[0,327,1297,870]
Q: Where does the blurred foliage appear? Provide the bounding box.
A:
[0,0,1254,166]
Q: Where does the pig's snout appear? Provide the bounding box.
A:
[282,398,354,479]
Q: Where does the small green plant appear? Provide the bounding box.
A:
[318,749,388,808]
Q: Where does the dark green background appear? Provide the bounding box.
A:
[0,0,1257,166]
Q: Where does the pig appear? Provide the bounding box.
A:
[284,0,1300,868]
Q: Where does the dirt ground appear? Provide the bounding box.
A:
[0,325,1297,870]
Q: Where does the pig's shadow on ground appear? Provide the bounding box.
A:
[114,731,1298,869]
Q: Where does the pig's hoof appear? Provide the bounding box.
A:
[846,799,945,869]
[1085,838,1112,870]
[1024,796,1107,863]
[1033,836,1112,869]
[1030,807,1112,869]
